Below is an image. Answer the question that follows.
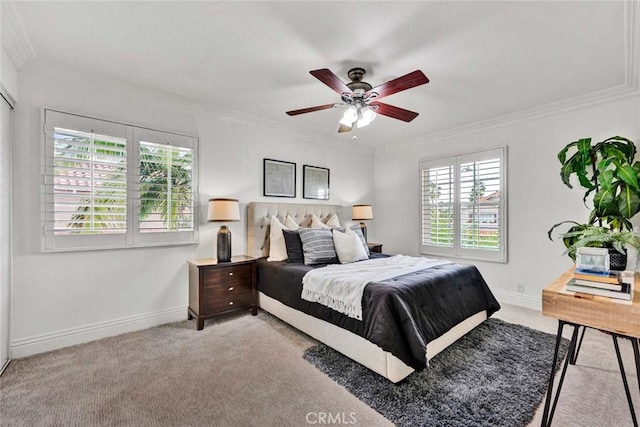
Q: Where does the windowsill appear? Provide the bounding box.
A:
[420,251,507,264]
[42,240,199,254]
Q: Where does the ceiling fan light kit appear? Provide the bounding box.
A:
[286,67,429,134]
[339,107,358,127]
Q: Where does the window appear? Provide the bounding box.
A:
[420,147,507,262]
[138,141,194,233]
[42,110,198,251]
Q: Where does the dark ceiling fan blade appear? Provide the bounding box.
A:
[310,69,353,95]
[338,124,352,133]
[366,70,429,100]
[370,101,419,122]
[286,103,337,116]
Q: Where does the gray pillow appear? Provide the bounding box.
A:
[298,228,338,265]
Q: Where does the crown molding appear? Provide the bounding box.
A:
[625,0,640,90]
[377,0,640,155]
[1,2,35,69]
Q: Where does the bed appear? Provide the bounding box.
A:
[247,202,500,383]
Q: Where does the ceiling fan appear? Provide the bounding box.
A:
[286,67,429,133]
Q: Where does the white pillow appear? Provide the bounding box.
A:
[325,213,340,228]
[332,227,368,264]
[285,215,300,230]
[267,216,291,262]
[310,213,331,229]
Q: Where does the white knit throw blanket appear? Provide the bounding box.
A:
[301,255,451,320]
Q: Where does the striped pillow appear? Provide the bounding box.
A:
[336,225,370,257]
[348,224,370,257]
[298,228,338,265]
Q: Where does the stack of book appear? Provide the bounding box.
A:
[566,269,634,302]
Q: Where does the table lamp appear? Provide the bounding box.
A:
[207,198,240,262]
[352,204,373,241]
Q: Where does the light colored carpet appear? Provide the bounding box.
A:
[0,304,638,426]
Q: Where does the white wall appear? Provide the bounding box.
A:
[374,95,640,309]
[1,47,18,102]
[11,59,374,357]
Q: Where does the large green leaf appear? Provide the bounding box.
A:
[616,164,640,192]
[576,169,592,189]
[597,169,614,190]
[557,140,578,164]
[577,138,591,161]
[560,162,574,188]
[597,157,616,173]
[593,187,615,216]
[618,183,640,218]
[600,145,627,162]
[547,220,581,240]
[603,136,636,160]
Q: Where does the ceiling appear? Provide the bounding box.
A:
[3,1,633,147]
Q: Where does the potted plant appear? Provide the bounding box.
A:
[548,221,640,269]
[548,136,640,268]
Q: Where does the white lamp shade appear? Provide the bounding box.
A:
[352,204,373,220]
[339,106,358,126]
[208,198,240,222]
[356,107,376,128]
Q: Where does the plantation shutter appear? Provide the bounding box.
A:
[420,147,507,263]
[42,109,199,251]
[132,128,198,245]
[421,162,455,255]
[459,157,501,250]
[43,110,129,251]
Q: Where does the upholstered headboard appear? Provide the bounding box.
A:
[247,202,346,259]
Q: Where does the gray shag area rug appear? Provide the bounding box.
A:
[303,318,569,427]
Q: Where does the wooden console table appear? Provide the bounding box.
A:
[541,268,640,427]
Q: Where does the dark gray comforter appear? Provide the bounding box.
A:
[257,255,500,370]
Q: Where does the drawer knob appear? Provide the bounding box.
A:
[228,286,234,291]
[228,301,234,306]
[229,272,234,276]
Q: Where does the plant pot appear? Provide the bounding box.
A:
[608,247,627,271]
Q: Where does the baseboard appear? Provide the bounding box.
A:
[10,306,187,358]
[492,289,542,311]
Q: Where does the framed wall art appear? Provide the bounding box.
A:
[263,158,296,198]
[303,165,330,200]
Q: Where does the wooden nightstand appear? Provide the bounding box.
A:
[367,242,383,253]
[187,255,257,330]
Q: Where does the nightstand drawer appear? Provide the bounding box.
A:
[203,264,252,284]
[204,280,253,297]
[206,292,254,313]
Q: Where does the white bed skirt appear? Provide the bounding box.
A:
[259,291,487,383]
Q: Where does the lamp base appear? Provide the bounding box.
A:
[217,225,232,262]
[359,222,367,242]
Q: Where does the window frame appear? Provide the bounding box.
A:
[419,146,507,263]
[41,109,199,252]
